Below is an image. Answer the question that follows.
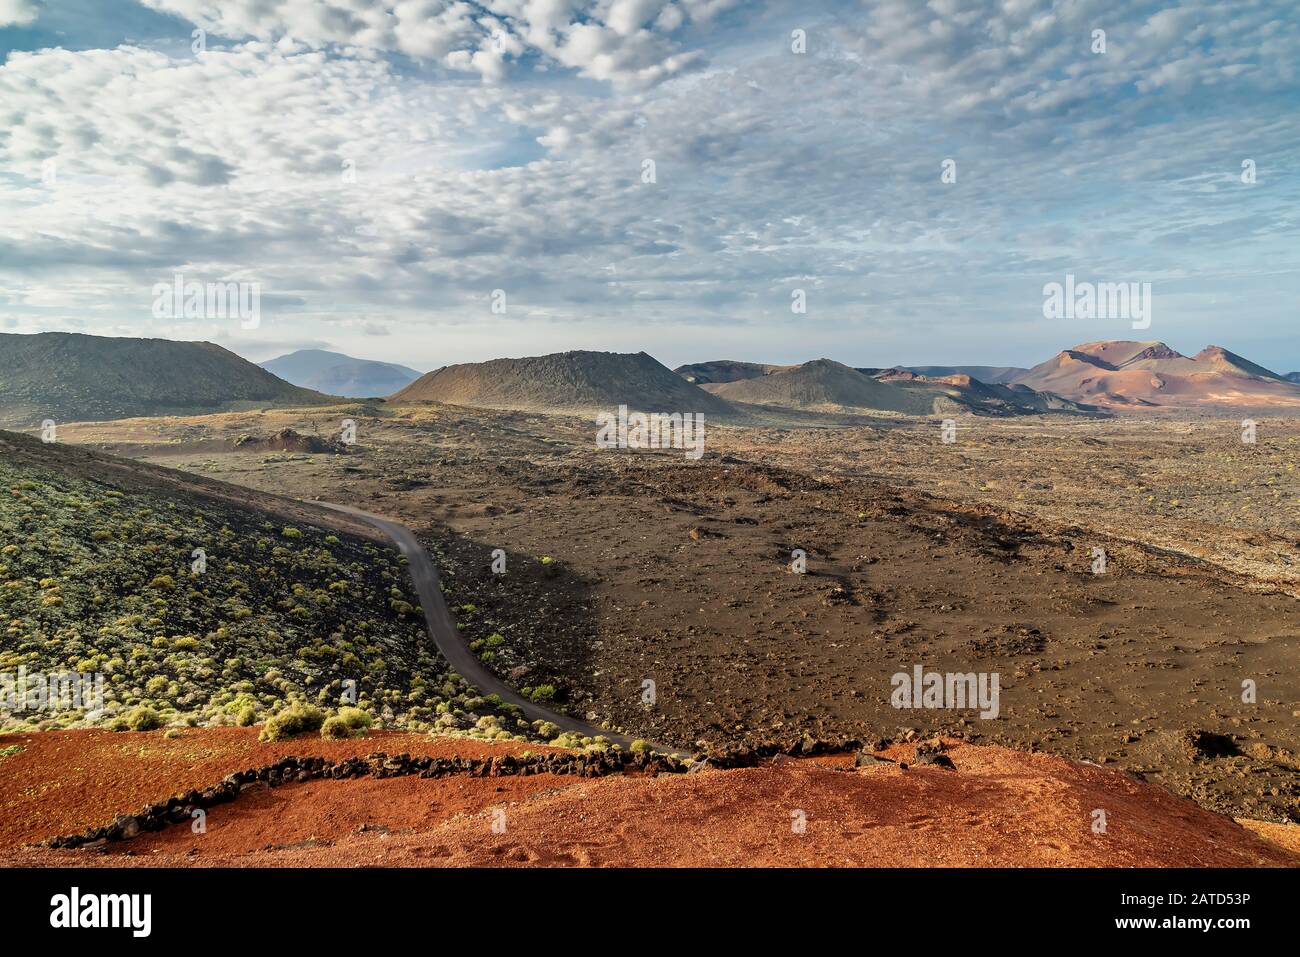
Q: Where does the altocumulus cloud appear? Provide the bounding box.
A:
[139,0,733,86]
[0,0,1298,369]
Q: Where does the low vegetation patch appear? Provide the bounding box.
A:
[0,451,534,740]
[320,705,373,739]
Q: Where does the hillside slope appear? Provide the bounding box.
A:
[703,359,958,415]
[0,332,334,426]
[260,349,421,398]
[869,368,1103,416]
[681,359,1093,416]
[0,430,517,738]
[392,351,735,416]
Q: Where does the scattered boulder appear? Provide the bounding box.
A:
[1182,729,1240,760]
[234,428,339,454]
[913,741,956,770]
[855,751,894,768]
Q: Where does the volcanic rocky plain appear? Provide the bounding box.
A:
[20,399,1293,843]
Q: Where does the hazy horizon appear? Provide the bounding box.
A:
[4,328,1297,379]
[3,1,1298,372]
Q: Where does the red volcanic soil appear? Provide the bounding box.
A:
[2,732,1296,867]
[0,728,559,851]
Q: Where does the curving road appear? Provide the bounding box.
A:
[319,502,689,757]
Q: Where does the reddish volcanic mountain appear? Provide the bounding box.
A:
[1012,341,1300,409]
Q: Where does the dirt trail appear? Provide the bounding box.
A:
[318,502,689,756]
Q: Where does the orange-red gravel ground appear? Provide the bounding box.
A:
[1,730,1295,867]
[0,728,558,850]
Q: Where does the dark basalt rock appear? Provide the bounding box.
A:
[854,751,895,768]
[913,742,956,770]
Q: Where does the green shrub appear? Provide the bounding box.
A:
[321,706,373,739]
[124,706,163,732]
[526,684,557,703]
[630,739,652,754]
[319,716,349,739]
[337,706,372,730]
[259,703,326,741]
[549,731,587,749]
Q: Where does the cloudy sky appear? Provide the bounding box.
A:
[2,0,1297,373]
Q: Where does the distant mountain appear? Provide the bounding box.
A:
[1286,372,1300,383]
[1011,341,1300,409]
[260,349,422,398]
[868,368,1102,416]
[0,332,334,427]
[685,358,1097,417]
[681,360,1033,388]
[680,361,1031,387]
[674,360,789,384]
[897,365,1028,385]
[392,351,735,416]
[702,359,948,415]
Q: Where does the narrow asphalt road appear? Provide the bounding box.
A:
[319,502,689,757]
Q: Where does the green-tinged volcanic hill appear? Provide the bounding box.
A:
[695,359,1101,417]
[865,368,1103,416]
[392,350,735,417]
[0,332,335,426]
[700,359,947,415]
[0,429,524,738]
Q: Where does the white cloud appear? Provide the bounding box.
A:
[0,0,37,27]
[139,0,735,86]
[0,1,1298,369]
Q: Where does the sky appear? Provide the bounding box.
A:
[1,0,1298,374]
